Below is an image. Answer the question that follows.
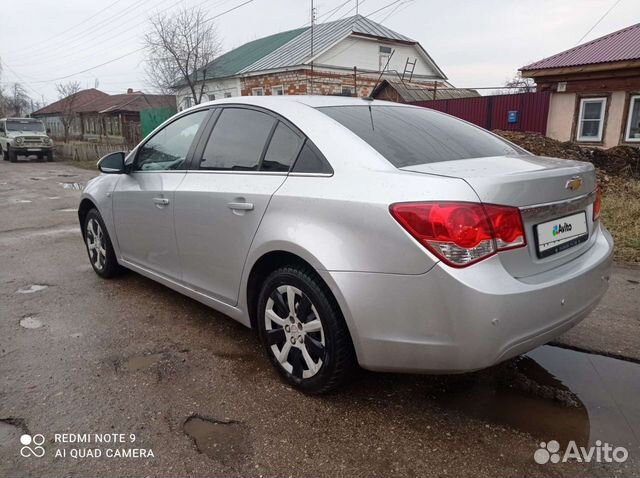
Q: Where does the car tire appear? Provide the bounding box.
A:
[1,146,7,161]
[257,265,356,394]
[46,151,55,162]
[83,208,124,279]
[8,147,17,163]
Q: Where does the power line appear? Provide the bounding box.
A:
[28,0,257,84]
[363,0,405,19]
[11,0,233,70]
[14,0,125,54]
[0,59,45,99]
[378,0,412,23]
[203,0,256,23]
[11,0,157,60]
[576,0,625,44]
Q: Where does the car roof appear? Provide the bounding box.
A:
[193,95,409,110]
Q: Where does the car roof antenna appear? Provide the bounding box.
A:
[365,49,395,102]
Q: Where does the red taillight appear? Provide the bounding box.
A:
[593,187,602,222]
[389,202,526,267]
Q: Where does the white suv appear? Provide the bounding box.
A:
[0,117,54,162]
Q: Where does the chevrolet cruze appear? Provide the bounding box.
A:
[79,96,613,393]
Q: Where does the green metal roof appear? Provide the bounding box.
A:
[201,27,308,80]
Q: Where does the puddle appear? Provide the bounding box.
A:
[183,416,249,464]
[436,345,640,451]
[16,284,48,294]
[55,208,77,212]
[47,196,60,200]
[14,199,32,203]
[20,317,43,329]
[59,182,84,190]
[57,174,77,178]
[119,353,165,372]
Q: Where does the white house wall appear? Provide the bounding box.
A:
[177,77,242,110]
[314,36,439,78]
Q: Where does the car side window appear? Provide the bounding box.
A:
[134,110,208,171]
[200,108,275,171]
[292,140,333,174]
[261,121,304,172]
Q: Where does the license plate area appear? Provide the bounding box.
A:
[535,211,588,258]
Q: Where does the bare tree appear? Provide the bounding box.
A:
[3,83,31,117]
[494,72,536,95]
[55,81,82,143]
[144,7,222,105]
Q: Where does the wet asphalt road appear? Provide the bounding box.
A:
[1,159,639,477]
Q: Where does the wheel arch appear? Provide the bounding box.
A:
[246,250,322,330]
[78,198,97,238]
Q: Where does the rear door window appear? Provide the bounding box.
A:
[318,105,524,167]
[200,108,275,171]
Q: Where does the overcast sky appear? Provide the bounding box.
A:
[0,0,638,105]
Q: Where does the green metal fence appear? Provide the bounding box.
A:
[140,106,177,138]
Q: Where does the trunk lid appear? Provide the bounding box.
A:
[401,155,599,277]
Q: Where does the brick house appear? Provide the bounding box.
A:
[175,14,450,109]
[33,89,176,145]
[521,22,640,148]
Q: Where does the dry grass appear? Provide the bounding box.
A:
[601,177,640,264]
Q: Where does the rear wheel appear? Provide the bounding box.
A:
[1,146,7,161]
[257,266,356,394]
[83,208,123,278]
[46,150,55,162]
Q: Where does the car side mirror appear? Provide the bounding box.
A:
[98,151,126,174]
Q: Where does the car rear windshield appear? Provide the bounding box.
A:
[317,105,524,167]
[6,120,45,132]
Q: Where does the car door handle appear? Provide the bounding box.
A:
[227,201,254,211]
[153,197,170,206]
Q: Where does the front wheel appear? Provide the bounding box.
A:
[83,208,124,278]
[257,266,356,394]
[8,147,17,162]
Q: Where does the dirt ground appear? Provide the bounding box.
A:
[1,159,639,478]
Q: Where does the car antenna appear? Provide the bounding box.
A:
[365,49,395,102]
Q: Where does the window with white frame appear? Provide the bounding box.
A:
[208,94,216,101]
[224,92,232,98]
[271,85,284,96]
[625,95,640,142]
[577,97,607,142]
[184,96,192,108]
[252,87,264,96]
[379,45,392,72]
[341,86,354,97]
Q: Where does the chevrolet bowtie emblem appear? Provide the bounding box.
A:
[565,176,583,191]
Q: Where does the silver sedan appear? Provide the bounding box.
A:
[79,96,613,393]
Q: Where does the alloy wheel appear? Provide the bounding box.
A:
[86,218,107,271]
[264,285,326,379]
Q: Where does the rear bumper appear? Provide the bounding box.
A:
[321,224,614,373]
